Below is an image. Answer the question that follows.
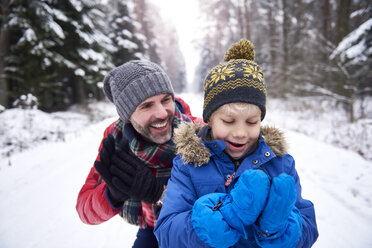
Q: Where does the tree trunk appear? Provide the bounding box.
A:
[294,0,303,46]
[282,0,290,95]
[322,0,332,42]
[267,0,277,67]
[336,0,351,43]
[0,0,10,108]
[73,78,86,105]
[244,0,251,39]
[237,0,244,38]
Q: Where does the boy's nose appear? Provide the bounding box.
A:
[232,128,248,139]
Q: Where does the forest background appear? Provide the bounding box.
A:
[0,0,371,159]
[1,2,372,247]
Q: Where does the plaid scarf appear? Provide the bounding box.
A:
[123,110,189,169]
[113,103,191,227]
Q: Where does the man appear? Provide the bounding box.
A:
[76,60,202,248]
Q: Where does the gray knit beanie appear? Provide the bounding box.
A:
[103,60,174,123]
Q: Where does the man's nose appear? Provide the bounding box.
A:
[153,103,168,119]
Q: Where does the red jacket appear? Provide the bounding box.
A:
[76,97,203,226]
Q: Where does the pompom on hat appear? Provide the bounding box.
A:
[103,60,174,123]
[203,39,267,122]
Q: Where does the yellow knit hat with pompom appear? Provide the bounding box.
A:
[203,39,266,122]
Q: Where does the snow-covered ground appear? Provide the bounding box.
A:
[0,93,371,247]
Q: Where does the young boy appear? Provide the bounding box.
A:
[154,40,318,247]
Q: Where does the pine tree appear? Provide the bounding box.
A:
[193,0,237,91]
[192,0,372,121]
[146,2,187,92]
[0,0,11,108]
[193,35,218,92]
[50,0,112,107]
[330,17,372,120]
[106,0,147,66]
[134,0,161,64]
[3,0,112,111]
[5,0,68,110]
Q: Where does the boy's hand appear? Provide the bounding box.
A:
[220,169,270,226]
[191,193,244,248]
[191,169,270,247]
[255,173,303,247]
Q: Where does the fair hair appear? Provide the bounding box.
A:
[209,102,260,121]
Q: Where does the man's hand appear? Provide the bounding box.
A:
[108,139,164,204]
[94,135,129,207]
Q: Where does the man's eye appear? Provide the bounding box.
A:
[141,103,152,109]
[162,97,172,103]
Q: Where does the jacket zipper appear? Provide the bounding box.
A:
[225,160,241,187]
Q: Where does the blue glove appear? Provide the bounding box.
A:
[220,169,270,227]
[255,173,303,247]
[191,193,244,248]
[191,170,271,248]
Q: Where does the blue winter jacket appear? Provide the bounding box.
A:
[154,123,318,247]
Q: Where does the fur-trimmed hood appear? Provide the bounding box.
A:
[173,122,288,166]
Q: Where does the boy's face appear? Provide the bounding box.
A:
[129,93,175,144]
[208,104,261,159]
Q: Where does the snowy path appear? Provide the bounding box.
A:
[285,131,372,247]
[1,117,372,247]
[0,118,138,248]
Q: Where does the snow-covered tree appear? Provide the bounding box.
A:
[330,18,372,120]
[103,0,188,91]
[0,0,10,108]
[156,24,187,93]
[57,0,113,106]
[193,0,371,121]
[105,0,147,66]
[146,2,187,92]
[193,36,218,92]
[193,0,238,91]
[133,0,161,64]
[2,0,112,111]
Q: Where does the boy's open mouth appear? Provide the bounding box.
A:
[227,141,245,148]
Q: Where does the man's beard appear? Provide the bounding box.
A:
[130,114,174,144]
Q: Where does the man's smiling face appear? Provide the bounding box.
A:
[129,93,175,144]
